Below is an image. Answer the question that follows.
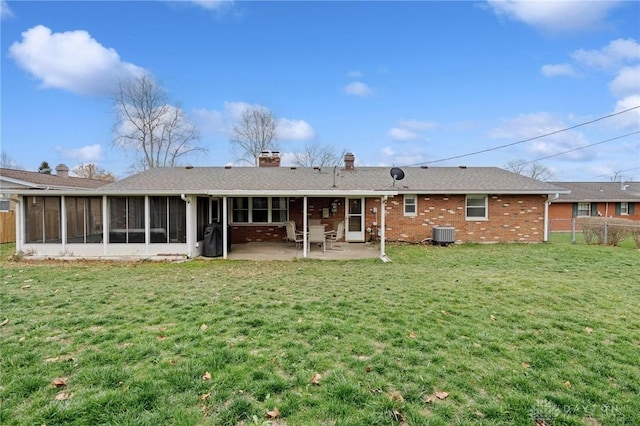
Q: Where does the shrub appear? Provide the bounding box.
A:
[577,217,637,246]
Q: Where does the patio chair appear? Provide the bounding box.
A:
[308,225,326,253]
[326,221,344,249]
[285,221,304,248]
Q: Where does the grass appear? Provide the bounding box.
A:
[1,242,639,425]
[549,231,638,250]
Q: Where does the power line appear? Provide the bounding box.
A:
[407,104,640,166]
[520,131,640,165]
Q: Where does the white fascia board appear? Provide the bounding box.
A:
[206,190,399,197]
[396,190,571,195]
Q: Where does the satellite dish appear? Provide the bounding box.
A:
[390,167,405,186]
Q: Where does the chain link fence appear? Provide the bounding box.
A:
[549,218,640,249]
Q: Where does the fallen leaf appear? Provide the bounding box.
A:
[55,391,69,401]
[408,330,416,339]
[156,335,165,341]
[45,357,60,363]
[310,373,321,386]
[167,359,177,365]
[365,366,372,373]
[265,407,280,419]
[490,315,496,321]
[424,390,449,403]
[21,285,31,289]
[200,324,208,331]
[435,391,449,400]
[585,327,593,334]
[297,317,303,323]
[200,393,211,401]
[564,381,571,388]
[1,318,8,326]
[51,378,67,387]
[389,391,404,402]
[202,371,211,381]
[521,362,530,369]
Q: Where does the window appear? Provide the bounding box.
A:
[108,196,145,243]
[231,197,288,223]
[404,195,417,216]
[148,196,186,243]
[0,200,10,211]
[577,202,591,217]
[66,197,103,243]
[466,195,487,220]
[619,202,629,215]
[25,196,61,243]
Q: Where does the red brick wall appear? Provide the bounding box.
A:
[549,202,640,231]
[380,194,548,243]
[230,194,549,244]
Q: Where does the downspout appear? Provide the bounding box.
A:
[180,194,192,258]
[380,195,391,262]
[303,196,308,258]
[544,193,560,242]
[222,196,228,259]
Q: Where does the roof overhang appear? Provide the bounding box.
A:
[4,189,400,197]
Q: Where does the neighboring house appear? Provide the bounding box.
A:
[3,153,568,260]
[0,165,108,242]
[549,182,640,231]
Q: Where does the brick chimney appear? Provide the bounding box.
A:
[55,164,69,178]
[258,151,281,167]
[344,152,355,170]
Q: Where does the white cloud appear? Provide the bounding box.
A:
[388,127,420,141]
[276,118,316,141]
[193,101,315,142]
[388,119,438,141]
[612,95,640,129]
[55,144,103,162]
[397,119,439,131]
[489,112,590,160]
[572,38,640,71]
[343,81,373,97]
[609,65,640,98]
[541,63,578,77]
[8,25,145,96]
[190,0,233,10]
[487,0,620,33]
[347,70,362,78]
[1,0,13,19]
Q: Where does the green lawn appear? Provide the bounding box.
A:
[1,243,639,425]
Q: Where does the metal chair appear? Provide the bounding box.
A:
[308,225,326,253]
[326,221,344,249]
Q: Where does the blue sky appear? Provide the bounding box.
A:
[1,0,639,181]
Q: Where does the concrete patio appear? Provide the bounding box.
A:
[211,241,383,261]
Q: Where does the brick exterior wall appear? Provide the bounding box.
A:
[378,194,548,243]
[549,202,640,231]
[230,194,549,244]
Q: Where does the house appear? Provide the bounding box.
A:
[0,165,108,243]
[548,182,640,231]
[3,153,568,260]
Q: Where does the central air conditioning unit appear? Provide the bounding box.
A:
[432,226,455,245]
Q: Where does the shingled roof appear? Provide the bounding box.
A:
[551,182,640,202]
[1,168,108,190]
[95,166,567,195]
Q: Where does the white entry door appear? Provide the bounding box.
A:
[346,197,365,242]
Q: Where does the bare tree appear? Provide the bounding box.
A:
[0,152,21,169]
[504,159,553,181]
[231,108,277,166]
[72,163,116,181]
[113,75,204,172]
[294,142,345,167]
[609,171,636,182]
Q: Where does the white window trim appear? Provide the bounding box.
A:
[620,202,629,215]
[466,194,488,221]
[577,202,591,217]
[403,194,417,217]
